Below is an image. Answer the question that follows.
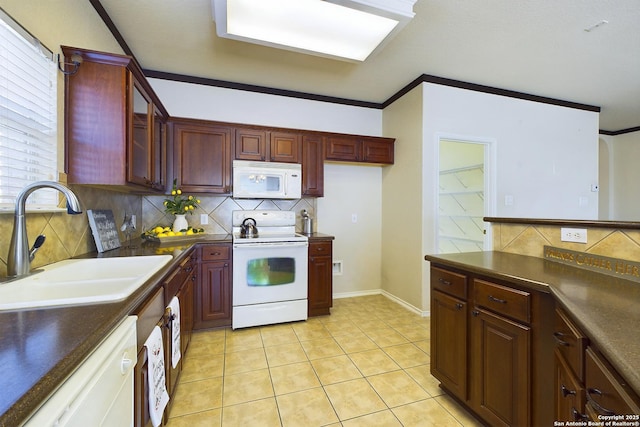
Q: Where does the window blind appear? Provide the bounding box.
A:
[0,8,57,208]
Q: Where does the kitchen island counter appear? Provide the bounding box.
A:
[424,250,640,398]
[0,235,231,427]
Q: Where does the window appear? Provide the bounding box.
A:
[0,8,58,209]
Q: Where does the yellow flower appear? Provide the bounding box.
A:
[184,206,189,211]
[177,189,182,195]
[171,190,176,196]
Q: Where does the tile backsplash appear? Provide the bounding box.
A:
[0,186,317,278]
[492,223,640,262]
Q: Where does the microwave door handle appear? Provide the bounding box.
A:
[283,172,288,196]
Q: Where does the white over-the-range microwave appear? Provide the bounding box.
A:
[232,160,302,199]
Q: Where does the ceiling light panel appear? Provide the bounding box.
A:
[212,0,416,61]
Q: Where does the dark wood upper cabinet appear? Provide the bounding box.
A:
[325,136,361,162]
[270,131,301,163]
[325,135,395,164]
[63,46,167,192]
[235,127,267,161]
[172,119,232,194]
[363,137,394,164]
[302,134,324,197]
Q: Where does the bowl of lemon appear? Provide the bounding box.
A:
[142,225,206,243]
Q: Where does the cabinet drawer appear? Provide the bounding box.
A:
[133,287,165,351]
[585,347,640,417]
[554,308,588,381]
[164,256,192,303]
[309,241,332,256]
[431,267,467,300]
[473,279,530,323]
[201,245,230,261]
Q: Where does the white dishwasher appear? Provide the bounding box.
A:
[24,316,138,427]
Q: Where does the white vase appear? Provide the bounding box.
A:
[172,214,188,232]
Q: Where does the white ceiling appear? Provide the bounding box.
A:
[97,0,639,132]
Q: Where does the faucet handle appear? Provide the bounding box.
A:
[29,234,46,261]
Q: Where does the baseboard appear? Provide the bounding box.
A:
[380,290,430,317]
[333,289,383,299]
[334,289,430,318]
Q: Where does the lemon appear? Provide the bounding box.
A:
[163,226,171,232]
[167,231,176,237]
[186,229,194,235]
[157,232,167,238]
[153,226,164,234]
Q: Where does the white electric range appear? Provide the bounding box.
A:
[231,210,308,329]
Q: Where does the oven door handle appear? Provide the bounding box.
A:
[233,241,309,249]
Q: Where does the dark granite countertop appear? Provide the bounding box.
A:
[0,234,231,427]
[424,251,640,397]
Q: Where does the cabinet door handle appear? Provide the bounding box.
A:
[571,408,587,421]
[561,384,576,397]
[455,303,464,310]
[210,252,221,256]
[438,278,452,286]
[586,388,616,416]
[164,313,176,329]
[488,295,507,304]
[472,310,479,317]
[553,332,570,347]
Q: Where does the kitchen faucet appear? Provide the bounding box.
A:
[7,181,82,279]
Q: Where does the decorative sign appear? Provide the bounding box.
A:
[87,209,121,252]
[544,246,640,283]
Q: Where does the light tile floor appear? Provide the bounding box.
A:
[166,295,483,427]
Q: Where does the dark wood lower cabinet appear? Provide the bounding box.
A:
[555,348,586,422]
[470,308,530,427]
[133,249,197,427]
[308,239,333,317]
[429,265,553,427]
[195,244,232,329]
[431,290,467,400]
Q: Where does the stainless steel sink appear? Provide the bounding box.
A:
[0,255,172,311]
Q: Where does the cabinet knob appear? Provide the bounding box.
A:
[472,310,479,317]
[455,303,463,310]
[438,278,452,286]
[571,408,588,421]
[561,384,576,397]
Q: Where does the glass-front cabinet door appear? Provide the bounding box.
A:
[128,79,153,187]
[151,106,166,190]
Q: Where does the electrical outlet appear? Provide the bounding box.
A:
[351,214,358,223]
[200,214,209,225]
[561,227,587,243]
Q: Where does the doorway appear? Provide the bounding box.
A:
[437,138,493,253]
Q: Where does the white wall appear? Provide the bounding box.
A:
[150,79,386,296]
[318,163,382,296]
[149,79,382,135]
[422,83,600,221]
[601,131,640,221]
